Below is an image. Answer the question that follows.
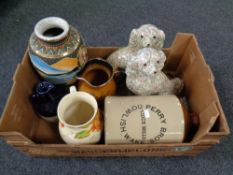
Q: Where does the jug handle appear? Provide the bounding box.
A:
[112,70,126,85]
[113,69,126,77]
[76,76,93,86]
[113,69,126,75]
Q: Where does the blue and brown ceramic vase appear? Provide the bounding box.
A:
[29,17,87,85]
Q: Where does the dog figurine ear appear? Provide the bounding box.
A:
[128,29,138,48]
[157,29,165,49]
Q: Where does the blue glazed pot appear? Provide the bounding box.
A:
[30,81,68,122]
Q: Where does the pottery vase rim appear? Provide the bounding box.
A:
[34,16,69,42]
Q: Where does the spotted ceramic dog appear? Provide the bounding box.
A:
[126,48,183,95]
[107,24,165,69]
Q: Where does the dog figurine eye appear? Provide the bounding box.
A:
[157,60,160,64]
[153,36,156,39]
[141,35,144,39]
[143,63,147,66]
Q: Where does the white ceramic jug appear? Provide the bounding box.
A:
[58,86,102,144]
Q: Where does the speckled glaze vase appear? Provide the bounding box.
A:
[29,17,87,85]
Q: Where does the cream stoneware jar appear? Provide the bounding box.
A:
[105,95,189,144]
[58,86,102,144]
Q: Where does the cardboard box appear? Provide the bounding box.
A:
[0,33,230,157]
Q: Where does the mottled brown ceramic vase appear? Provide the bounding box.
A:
[76,58,117,101]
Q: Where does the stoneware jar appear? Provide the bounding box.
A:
[105,95,189,144]
[58,86,102,144]
[29,17,87,85]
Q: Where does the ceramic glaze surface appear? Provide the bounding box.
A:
[59,111,102,144]
[126,48,183,95]
[107,24,165,69]
[76,58,117,101]
[29,17,87,84]
[30,81,68,122]
[105,95,187,144]
[58,86,102,144]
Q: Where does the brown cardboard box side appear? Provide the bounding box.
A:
[0,33,230,157]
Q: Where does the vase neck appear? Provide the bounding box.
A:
[38,31,70,46]
[34,17,69,43]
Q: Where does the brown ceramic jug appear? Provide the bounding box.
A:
[76,58,118,101]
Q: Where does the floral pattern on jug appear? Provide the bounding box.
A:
[59,111,101,140]
[57,86,102,144]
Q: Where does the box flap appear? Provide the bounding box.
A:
[191,102,219,143]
